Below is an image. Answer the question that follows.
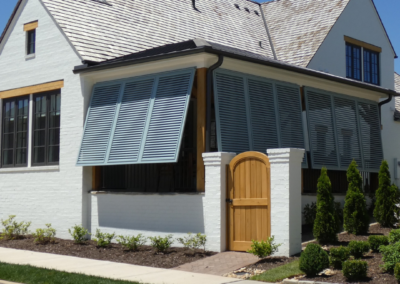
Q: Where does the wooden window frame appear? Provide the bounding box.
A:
[31,90,61,167]
[1,96,30,168]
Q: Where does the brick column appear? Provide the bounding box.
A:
[202,152,236,252]
[267,148,305,257]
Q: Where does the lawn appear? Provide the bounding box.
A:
[250,259,304,282]
[0,262,140,284]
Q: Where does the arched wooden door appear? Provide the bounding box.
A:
[226,152,271,251]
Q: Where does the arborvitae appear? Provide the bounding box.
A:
[343,160,370,235]
[374,160,399,227]
[313,167,338,243]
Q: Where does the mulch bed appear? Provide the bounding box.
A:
[0,236,216,269]
[246,256,299,271]
[301,224,397,284]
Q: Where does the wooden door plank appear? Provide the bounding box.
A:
[232,199,269,206]
[245,206,251,241]
[245,159,251,198]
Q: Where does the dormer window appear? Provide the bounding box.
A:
[24,21,38,57]
[345,36,381,86]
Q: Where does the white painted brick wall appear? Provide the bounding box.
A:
[90,193,205,246]
[0,0,85,238]
[268,148,305,257]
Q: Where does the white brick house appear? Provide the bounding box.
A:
[0,0,398,255]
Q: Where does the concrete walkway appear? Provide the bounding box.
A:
[0,248,258,284]
[174,251,259,276]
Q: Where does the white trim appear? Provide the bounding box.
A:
[25,53,35,60]
[0,165,59,174]
[27,94,33,167]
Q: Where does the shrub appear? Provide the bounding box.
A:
[374,161,400,227]
[394,263,400,281]
[32,224,56,244]
[68,225,90,244]
[389,229,400,244]
[303,202,316,225]
[0,215,31,240]
[116,234,147,251]
[149,235,174,253]
[342,260,368,281]
[247,236,281,259]
[348,241,370,259]
[379,242,400,272]
[299,243,329,276]
[368,235,389,251]
[313,168,339,243]
[329,246,350,269]
[93,229,115,247]
[343,160,370,235]
[177,233,207,252]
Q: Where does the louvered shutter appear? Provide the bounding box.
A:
[276,83,307,167]
[306,89,339,169]
[142,72,194,162]
[77,84,121,165]
[248,79,279,152]
[333,97,362,169]
[214,71,250,153]
[107,79,154,163]
[357,102,383,171]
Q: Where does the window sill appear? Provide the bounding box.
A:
[89,191,205,196]
[25,53,35,60]
[0,165,59,174]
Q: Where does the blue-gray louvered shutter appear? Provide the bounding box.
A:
[77,84,121,165]
[141,72,194,162]
[248,79,279,152]
[214,71,250,153]
[333,97,362,169]
[306,89,339,169]
[357,102,383,171]
[276,84,307,167]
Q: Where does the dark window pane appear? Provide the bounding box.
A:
[34,130,45,147]
[48,146,60,163]
[3,134,14,149]
[17,116,28,132]
[346,43,361,81]
[3,118,14,133]
[33,147,45,164]
[27,30,36,55]
[16,132,27,148]
[16,148,27,165]
[50,94,61,113]
[48,129,60,145]
[35,114,46,129]
[49,112,60,128]
[2,150,13,165]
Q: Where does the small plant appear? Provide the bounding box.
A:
[93,229,115,247]
[299,243,329,276]
[348,241,370,259]
[329,246,350,269]
[116,234,147,251]
[368,235,389,251]
[389,229,400,244]
[149,235,174,253]
[0,215,31,240]
[379,242,400,272]
[374,160,400,227]
[342,260,368,281]
[68,225,90,244]
[343,160,370,235]
[32,224,56,244]
[394,263,400,281]
[247,236,281,259]
[177,233,207,252]
[303,202,316,225]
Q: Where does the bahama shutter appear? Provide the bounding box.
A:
[275,83,308,167]
[357,101,383,172]
[77,68,195,166]
[214,71,250,153]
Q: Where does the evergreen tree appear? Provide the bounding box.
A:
[343,160,370,235]
[313,167,338,243]
[374,160,399,227]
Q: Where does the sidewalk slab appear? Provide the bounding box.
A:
[0,248,259,284]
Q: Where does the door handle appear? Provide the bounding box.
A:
[226,199,233,205]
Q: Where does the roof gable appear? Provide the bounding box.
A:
[41,0,274,62]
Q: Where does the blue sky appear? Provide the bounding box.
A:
[0,0,398,73]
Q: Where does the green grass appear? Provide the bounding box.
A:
[250,259,304,283]
[0,262,140,284]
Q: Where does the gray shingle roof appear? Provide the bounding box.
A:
[395,72,400,120]
[262,0,350,67]
[41,0,274,62]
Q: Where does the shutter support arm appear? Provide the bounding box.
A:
[206,55,224,152]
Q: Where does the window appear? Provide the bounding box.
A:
[32,91,61,166]
[364,49,380,85]
[27,29,36,55]
[346,43,362,81]
[1,97,29,167]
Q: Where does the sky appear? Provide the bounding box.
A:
[0,0,398,73]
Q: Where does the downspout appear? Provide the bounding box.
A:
[206,55,224,152]
[192,0,199,11]
[259,3,277,60]
[378,93,393,124]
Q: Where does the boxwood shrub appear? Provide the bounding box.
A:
[348,240,370,259]
[343,260,368,281]
[368,235,389,252]
[329,246,350,269]
[379,242,400,272]
[389,229,400,244]
[299,243,329,276]
[394,263,400,281]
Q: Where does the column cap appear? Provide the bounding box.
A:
[202,152,236,166]
[267,148,305,163]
